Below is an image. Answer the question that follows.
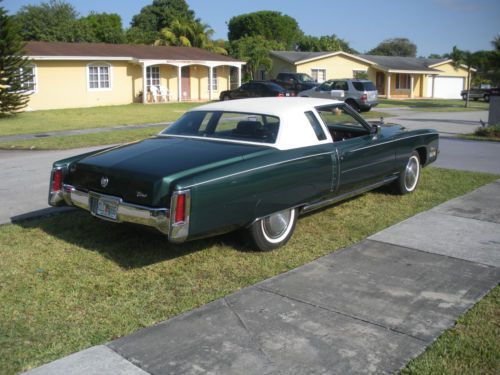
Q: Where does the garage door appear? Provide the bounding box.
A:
[426,76,464,99]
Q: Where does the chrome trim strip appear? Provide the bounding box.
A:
[61,184,170,235]
[346,133,438,153]
[185,150,336,188]
[301,176,399,213]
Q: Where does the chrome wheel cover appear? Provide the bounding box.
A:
[261,209,294,243]
[404,156,420,191]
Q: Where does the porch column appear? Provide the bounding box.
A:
[410,75,414,98]
[208,66,213,101]
[142,64,147,104]
[386,74,391,99]
[238,66,241,87]
[432,76,436,98]
[177,65,182,102]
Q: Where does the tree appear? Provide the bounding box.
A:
[368,38,417,57]
[228,11,302,50]
[230,36,284,80]
[77,13,125,44]
[297,34,356,53]
[131,0,196,34]
[14,0,79,42]
[492,35,500,51]
[449,46,476,108]
[428,53,445,59]
[154,19,227,54]
[0,3,32,115]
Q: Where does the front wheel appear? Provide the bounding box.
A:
[394,151,420,195]
[248,208,298,251]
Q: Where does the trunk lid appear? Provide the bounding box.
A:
[67,137,271,207]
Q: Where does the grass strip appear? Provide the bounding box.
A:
[379,99,488,112]
[0,110,391,150]
[0,102,199,137]
[0,168,498,373]
[402,285,499,375]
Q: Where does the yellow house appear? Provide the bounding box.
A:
[269,51,471,99]
[23,41,245,111]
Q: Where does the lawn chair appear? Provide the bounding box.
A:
[149,85,159,103]
[159,85,170,102]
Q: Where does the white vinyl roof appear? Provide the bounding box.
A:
[187,98,342,150]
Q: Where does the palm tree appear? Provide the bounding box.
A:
[154,20,227,55]
[450,46,476,108]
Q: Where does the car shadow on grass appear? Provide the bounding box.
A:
[16,210,250,268]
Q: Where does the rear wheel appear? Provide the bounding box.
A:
[248,208,298,251]
[394,151,420,195]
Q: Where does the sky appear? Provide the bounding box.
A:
[3,0,500,56]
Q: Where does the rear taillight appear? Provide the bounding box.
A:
[360,94,367,102]
[277,92,285,97]
[174,193,186,223]
[52,169,62,191]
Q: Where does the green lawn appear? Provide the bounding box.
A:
[379,98,489,112]
[0,102,200,136]
[0,168,497,374]
[0,108,391,150]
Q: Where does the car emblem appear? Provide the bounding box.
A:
[100,176,109,188]
[136,191,148,198]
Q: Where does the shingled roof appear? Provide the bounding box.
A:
[24,41,243,63]
[270,50,448,73]
[357,54,446,72]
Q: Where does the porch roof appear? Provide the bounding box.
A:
[24,41,244,64]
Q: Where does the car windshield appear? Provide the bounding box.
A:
[352,81,376,91]
[296,74,316,83]
[161,111,280,144]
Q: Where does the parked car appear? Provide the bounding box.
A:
[299,79,379,112]
[48,98,439,251]
[219,81,294,100]
[461,84,497,102]
[271,72,319,94]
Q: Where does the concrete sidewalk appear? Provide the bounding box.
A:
[25,181,500,375]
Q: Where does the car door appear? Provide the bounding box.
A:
[316,104,396,194]
[313,81,334,99]
[233,83,251,99]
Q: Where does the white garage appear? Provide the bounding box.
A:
[426,76,464,99]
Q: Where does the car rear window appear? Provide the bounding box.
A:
[352,81,376,91]
[162,111,280,144]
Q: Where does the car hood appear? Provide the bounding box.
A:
[67,137,272,207]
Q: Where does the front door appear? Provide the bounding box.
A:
[181,66,190,100]
[376,72,385,95]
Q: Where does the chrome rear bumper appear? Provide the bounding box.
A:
[50,184,170,235]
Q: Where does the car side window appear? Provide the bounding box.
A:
[319,81,333,91]
[316,106,368,133]
[304,111,327,141]
[332,81,348,91]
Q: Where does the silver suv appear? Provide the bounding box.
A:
[299,79,379,112]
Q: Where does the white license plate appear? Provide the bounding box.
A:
[96,198,118,220]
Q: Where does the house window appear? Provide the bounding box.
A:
[395,73,411,89]
[146,66,160,91]
[259,69,266,80]
[311,69,326,83]
[208,67,218,91]
[88,63,111,90]
[20,65,37,92]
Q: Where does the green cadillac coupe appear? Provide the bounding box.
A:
[49,98,438,251]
